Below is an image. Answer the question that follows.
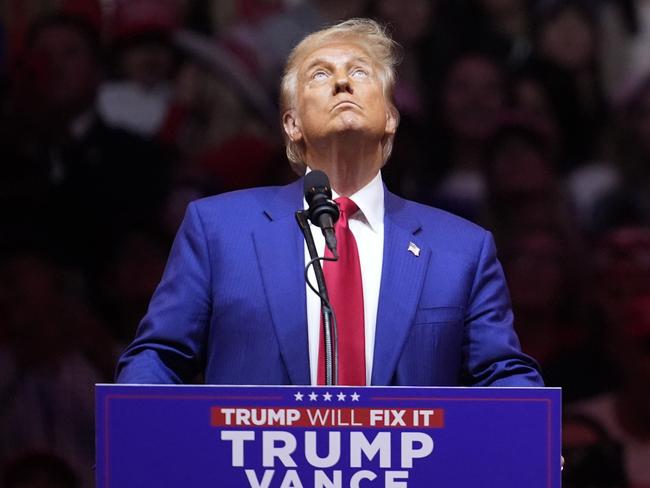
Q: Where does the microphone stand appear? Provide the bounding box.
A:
[296,210,338,386]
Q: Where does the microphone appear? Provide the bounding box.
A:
[304,170,340,257]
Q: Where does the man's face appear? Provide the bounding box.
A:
[442,55,505,142]
[26,24,99,113]
[284,40,396,161]
[377,0,433,44]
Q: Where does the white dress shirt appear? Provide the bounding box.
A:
[304,171,385,385]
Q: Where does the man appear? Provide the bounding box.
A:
[1,13,170,276]
[116,19,543,387]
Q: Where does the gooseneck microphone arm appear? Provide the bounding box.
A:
[297,170,341,386]
[295,211,338,385]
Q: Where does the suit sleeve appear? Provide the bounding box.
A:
[461,231,544,387]
[116,202,212,383]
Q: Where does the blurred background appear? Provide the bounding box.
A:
[0,0,648,486]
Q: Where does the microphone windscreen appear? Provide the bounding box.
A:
[304,170,332,205]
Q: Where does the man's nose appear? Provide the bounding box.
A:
[333,75,353,95]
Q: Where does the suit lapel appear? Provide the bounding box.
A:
[371,190,431,385]
[252,179,310,385]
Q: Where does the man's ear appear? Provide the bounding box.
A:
[282,110,303,143]
[385,106,399,136]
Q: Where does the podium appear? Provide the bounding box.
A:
[96,385,561,487]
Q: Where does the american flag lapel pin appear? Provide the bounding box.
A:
[408,242,420,257]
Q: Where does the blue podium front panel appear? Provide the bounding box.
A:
[96,385,561,488]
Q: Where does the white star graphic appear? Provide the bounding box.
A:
[323,392,332,401]
[309,391,318,401]
[337,392,346,401]
[294,392,304,401]
[350,392,360,401]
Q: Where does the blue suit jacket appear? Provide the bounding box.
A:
[116,178,543,386]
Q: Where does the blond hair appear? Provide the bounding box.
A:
[280,18,401,174]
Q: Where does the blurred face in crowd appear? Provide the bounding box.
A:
[120,39,175,88]
[595,227,650,312]
[26,23,100,115]
[595,228,650,388]
[485,129,559,229]
[375,0,433,44]
[284,40,397,173]
[514,78,560,143]
[104,233,166,342]
[502,230,565,312]
[515,79,552,123]
[0,256,72,367]
[442,54,506,143]
[489,133,554,198]
[538,6,595,71]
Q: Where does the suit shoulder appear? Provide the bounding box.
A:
[387,195,493,260]
[189,185,287,219]
[400,198,489,241]
[194,185,283,207]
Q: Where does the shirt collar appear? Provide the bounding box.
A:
[303,169,385,233]
[332,171,384,233]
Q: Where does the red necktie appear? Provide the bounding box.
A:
[317,197,366,385]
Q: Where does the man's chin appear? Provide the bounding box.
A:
[335,125,388,141]
[330,116,383,135]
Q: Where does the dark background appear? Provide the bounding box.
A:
[0,0,649,486]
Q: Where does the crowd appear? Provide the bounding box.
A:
[0,0,649,486]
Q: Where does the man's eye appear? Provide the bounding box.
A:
[312,71,328,80]
[351,69,368,78]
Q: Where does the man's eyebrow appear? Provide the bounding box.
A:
[350,56,372,66]
[303,55,373,73]
[304,57,331,73]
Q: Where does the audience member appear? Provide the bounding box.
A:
[98,0,180,137]
[527,0,610,171]
[2,452,80,488]
[566,226,650,486]
[0,2,648,485]
[468,0,535,67]
[483,113,560,230]
[562,413,628,487]
[0,254,111,488]
[95,232,171,346]
[571,303,650,484]
[586,73,650,232]
[424,50,508,220]
[371,0,439,199]
[370,0,436,119]
[0,12,171,277]
[498,225,614,401]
